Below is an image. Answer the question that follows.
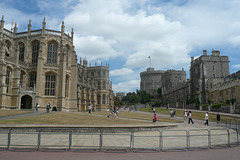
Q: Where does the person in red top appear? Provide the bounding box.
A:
[153,113,158,123]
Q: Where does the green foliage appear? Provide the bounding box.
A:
[114,96,120,106]
[231,98,236,104]
[203,104,208,107]
[140,90,153,104]
[226,99,231,105]
[121,90,153,105]
[155,100,162,107]
[211,103,224,108]
[186,94,200,105]
[157,87,162,97]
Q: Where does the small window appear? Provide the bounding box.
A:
[30,73,37,88]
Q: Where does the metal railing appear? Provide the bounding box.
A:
[0,127,239,152]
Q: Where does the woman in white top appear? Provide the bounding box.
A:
[184,110,188,121]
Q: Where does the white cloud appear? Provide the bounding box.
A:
[112,80,140,93]
[229,35,240,46]
[232,64,240,69]
[74,36,119,61]
[110,68,134,76]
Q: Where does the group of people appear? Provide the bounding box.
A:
[183,110,194,124]
[108,106,119,118]
[33,102,58,113]
[183,110,221,125]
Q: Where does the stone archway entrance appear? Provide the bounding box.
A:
[21,95,32,109]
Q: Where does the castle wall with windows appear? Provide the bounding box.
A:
[0,16,114,111]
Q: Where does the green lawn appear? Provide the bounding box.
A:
[93,111,181,123]
[0,110,181,125]
[0,110,31,118]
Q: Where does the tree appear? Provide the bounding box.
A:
[114,96,120,106]
[140,90,153,104]
[157,87,162,98]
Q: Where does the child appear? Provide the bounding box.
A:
[153,114,158,123]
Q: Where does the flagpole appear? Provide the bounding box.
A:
[148,56,151,68]
[150,56,151,68]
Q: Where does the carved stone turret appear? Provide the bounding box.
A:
[42,17,46,35]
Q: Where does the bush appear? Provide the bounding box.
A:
[211,103,224,108]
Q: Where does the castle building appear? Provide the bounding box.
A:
[190,50,230,104]
[0,16,114,111]
[208,71,240,104]
[116,92,125,100]
[140,68,165,95]
[162,68,186,93]
[140,67,186,96]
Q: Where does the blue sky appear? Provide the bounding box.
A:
[1,0,240,93]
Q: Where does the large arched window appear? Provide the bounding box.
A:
[47,41,58,64]
[20,71,26,87]
[102,94,106,104]
[32,41,39,64]
[45,73,56,96]
[30,72,37,88]
[5,68,11,93]
[19,42,25,62]
[97,94,101,104]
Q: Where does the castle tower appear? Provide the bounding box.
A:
[190,49,230,104]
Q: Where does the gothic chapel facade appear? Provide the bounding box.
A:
[0,16,114,111]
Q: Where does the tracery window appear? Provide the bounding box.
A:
[66,47,69,67]
[98,81,101,89]
[65,76,69,97]
[103,81,106,89]
[97,94,101,104]
[32,41,39,64]
[102,94,106,104]
[45,73,56,96]
[19,43,25,62]
[47,42,57,64]
[30,73,37,88]
[5,68,11,93]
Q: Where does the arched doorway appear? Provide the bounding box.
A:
[21,95,32,109]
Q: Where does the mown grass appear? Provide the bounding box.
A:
[0,110,181,125]
[0,110,32,118]
[93,111,181,123]
[0,112,151,125]
[138,108,238,122]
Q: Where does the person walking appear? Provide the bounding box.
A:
[46,102,50,113]
[204,112,209,126]
[36,103,39,112]
[184,110,188,122]
[188,111,194,124]
[217,113,221,126]
[88,104,92,115]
